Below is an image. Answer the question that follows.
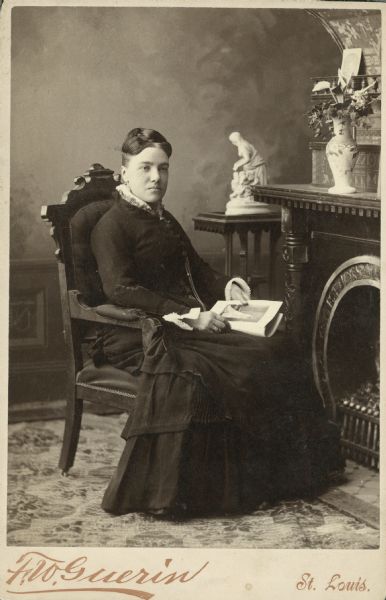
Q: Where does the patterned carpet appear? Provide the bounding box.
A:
[7,412,379,548]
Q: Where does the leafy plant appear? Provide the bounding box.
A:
[307,69,380,138]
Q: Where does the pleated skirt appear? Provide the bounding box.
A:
[97,325,344,517]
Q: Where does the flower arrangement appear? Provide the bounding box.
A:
[307,69,379,138]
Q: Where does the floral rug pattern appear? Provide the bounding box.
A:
[8,413,379,548]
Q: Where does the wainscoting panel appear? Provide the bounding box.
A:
[9,259,67,421]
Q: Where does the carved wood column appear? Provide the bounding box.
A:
[223,232,233,277]
[281,207,310,342]
[236,228,249,281]
[268,222,281,298]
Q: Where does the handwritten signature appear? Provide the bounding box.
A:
[6,552,209,598]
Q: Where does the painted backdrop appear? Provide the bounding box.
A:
[11,7,339,258]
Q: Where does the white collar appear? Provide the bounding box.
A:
[116,183,164,219]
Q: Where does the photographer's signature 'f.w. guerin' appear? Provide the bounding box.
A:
[6,552,210,598]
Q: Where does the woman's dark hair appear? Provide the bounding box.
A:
[121,128,172,165]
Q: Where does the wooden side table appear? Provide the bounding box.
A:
[193,210,282,296]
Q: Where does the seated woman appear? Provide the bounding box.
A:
[90,127,344,518]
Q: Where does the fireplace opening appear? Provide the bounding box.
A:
[327,285,380,404]
[312,257,380,469]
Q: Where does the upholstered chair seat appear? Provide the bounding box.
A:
[76,360,139,397]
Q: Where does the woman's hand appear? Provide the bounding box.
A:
[230,283,250,303]
[187,311,227,333]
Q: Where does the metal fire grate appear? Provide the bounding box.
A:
[338,383,379,470]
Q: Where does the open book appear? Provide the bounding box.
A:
[211,299,283,337]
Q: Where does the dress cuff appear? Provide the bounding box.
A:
[161,298,192,316]
[163,307,201,330]
[224,277,251,301]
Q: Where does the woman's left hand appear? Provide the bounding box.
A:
[230,283,250,303]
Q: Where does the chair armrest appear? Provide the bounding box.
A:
[68,290,144,329]
[95,303,146,322]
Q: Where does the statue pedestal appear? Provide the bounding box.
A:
[193,210,282,296]
[226,197,278,216]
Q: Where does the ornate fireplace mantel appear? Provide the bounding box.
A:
[254,184,380,334]
[252,183,380,339]
[252,183,380,218]
[253,183,380,466]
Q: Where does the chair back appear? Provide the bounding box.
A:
[42,163,118,306]
[41,164,120,373]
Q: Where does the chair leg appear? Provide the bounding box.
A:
[58,392,83,475]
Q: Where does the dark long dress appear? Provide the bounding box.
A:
[90,194,344,516]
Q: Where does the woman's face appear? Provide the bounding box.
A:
[121,146,169,204]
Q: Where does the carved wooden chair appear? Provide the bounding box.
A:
[41,164,150,474]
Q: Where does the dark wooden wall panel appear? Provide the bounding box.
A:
[9,259,67,421]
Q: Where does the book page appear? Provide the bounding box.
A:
[213,300,283,335]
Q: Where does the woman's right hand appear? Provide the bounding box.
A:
[187,311,227,333]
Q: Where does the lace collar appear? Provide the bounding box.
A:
[116,183,164,219]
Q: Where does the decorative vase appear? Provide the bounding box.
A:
[326,118,359,194]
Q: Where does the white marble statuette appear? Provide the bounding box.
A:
[226,131,274,216]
